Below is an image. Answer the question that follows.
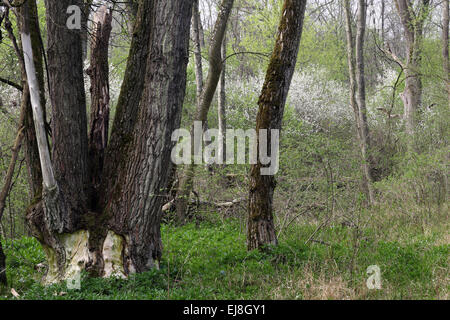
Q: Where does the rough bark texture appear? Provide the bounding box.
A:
[44,0,90,230]
[443,0,450,105]
[247,0,307,251]
[394,0,430,137]
[344,0,374,204]
[175,0,234,223]
[105,0,194,273]
[16,0,192,283]
[87,5,112,209]
[100,0,153,209]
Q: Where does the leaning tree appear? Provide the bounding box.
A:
[19,0,194,283]
[247,0,307,250]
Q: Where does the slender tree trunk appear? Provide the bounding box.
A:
[218,35,227,164]
[355,0,375,203]
[0,240,6,291]
[443,0,450,105]
[395,0,430,137]
[247,0,307,251]
[381,0,385,43]
[175,0,234,223]
[192,0,204,105]
[8,1,44,199]
[344,0,374,204]
[87,5,112,209]
[0,78,29,292]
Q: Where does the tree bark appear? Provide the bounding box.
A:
[105,0,194,273]
[81,1,92,61]
[100,0,153,209]
[21,0,193,282]
[344,0,375,204]
[44,0,90,226]
[87,5,112,209]
[0,240,6,290]
[443,0,450,106]
[218,34,227,164]
[394,0,430,137]
[175,0,234,223]
[192,0,204,105]
[247,0,307,251]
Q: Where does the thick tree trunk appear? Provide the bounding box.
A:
[175,0,234,223]
[23,0,90,282]
[105,0,194,273]
[87,5,112,209]
[22,0,193,282]
[44,0,90,223]
[100,0,153,209]
[345,0,375,204]
[247,0,307,251]
[443,0,450,105]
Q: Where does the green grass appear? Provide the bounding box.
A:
[1,217,448,300]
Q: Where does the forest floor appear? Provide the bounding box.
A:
[0,210,448,300]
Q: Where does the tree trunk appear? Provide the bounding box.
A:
[443,0,450,105]
[100,0,153,209]
[0,240,6,291]
[218,34,227,164]
[22,0,193,282]
[81,1,92,61]
[395,0,430,137]
[247,0,307,251]
[9,0,44,199]
[104,0,194,273]
[192,0,204,105]
[44,0,90,223]
[381,0,385,43]
[175,0,234,223]
[345,0,375,204]
[87,5,112,209]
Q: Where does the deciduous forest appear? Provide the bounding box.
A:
[0,0,448,300]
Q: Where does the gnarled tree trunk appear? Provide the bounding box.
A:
[23,0,194,283]
[247,0,307,251]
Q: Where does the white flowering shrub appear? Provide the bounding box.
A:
[287,67,352,129]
